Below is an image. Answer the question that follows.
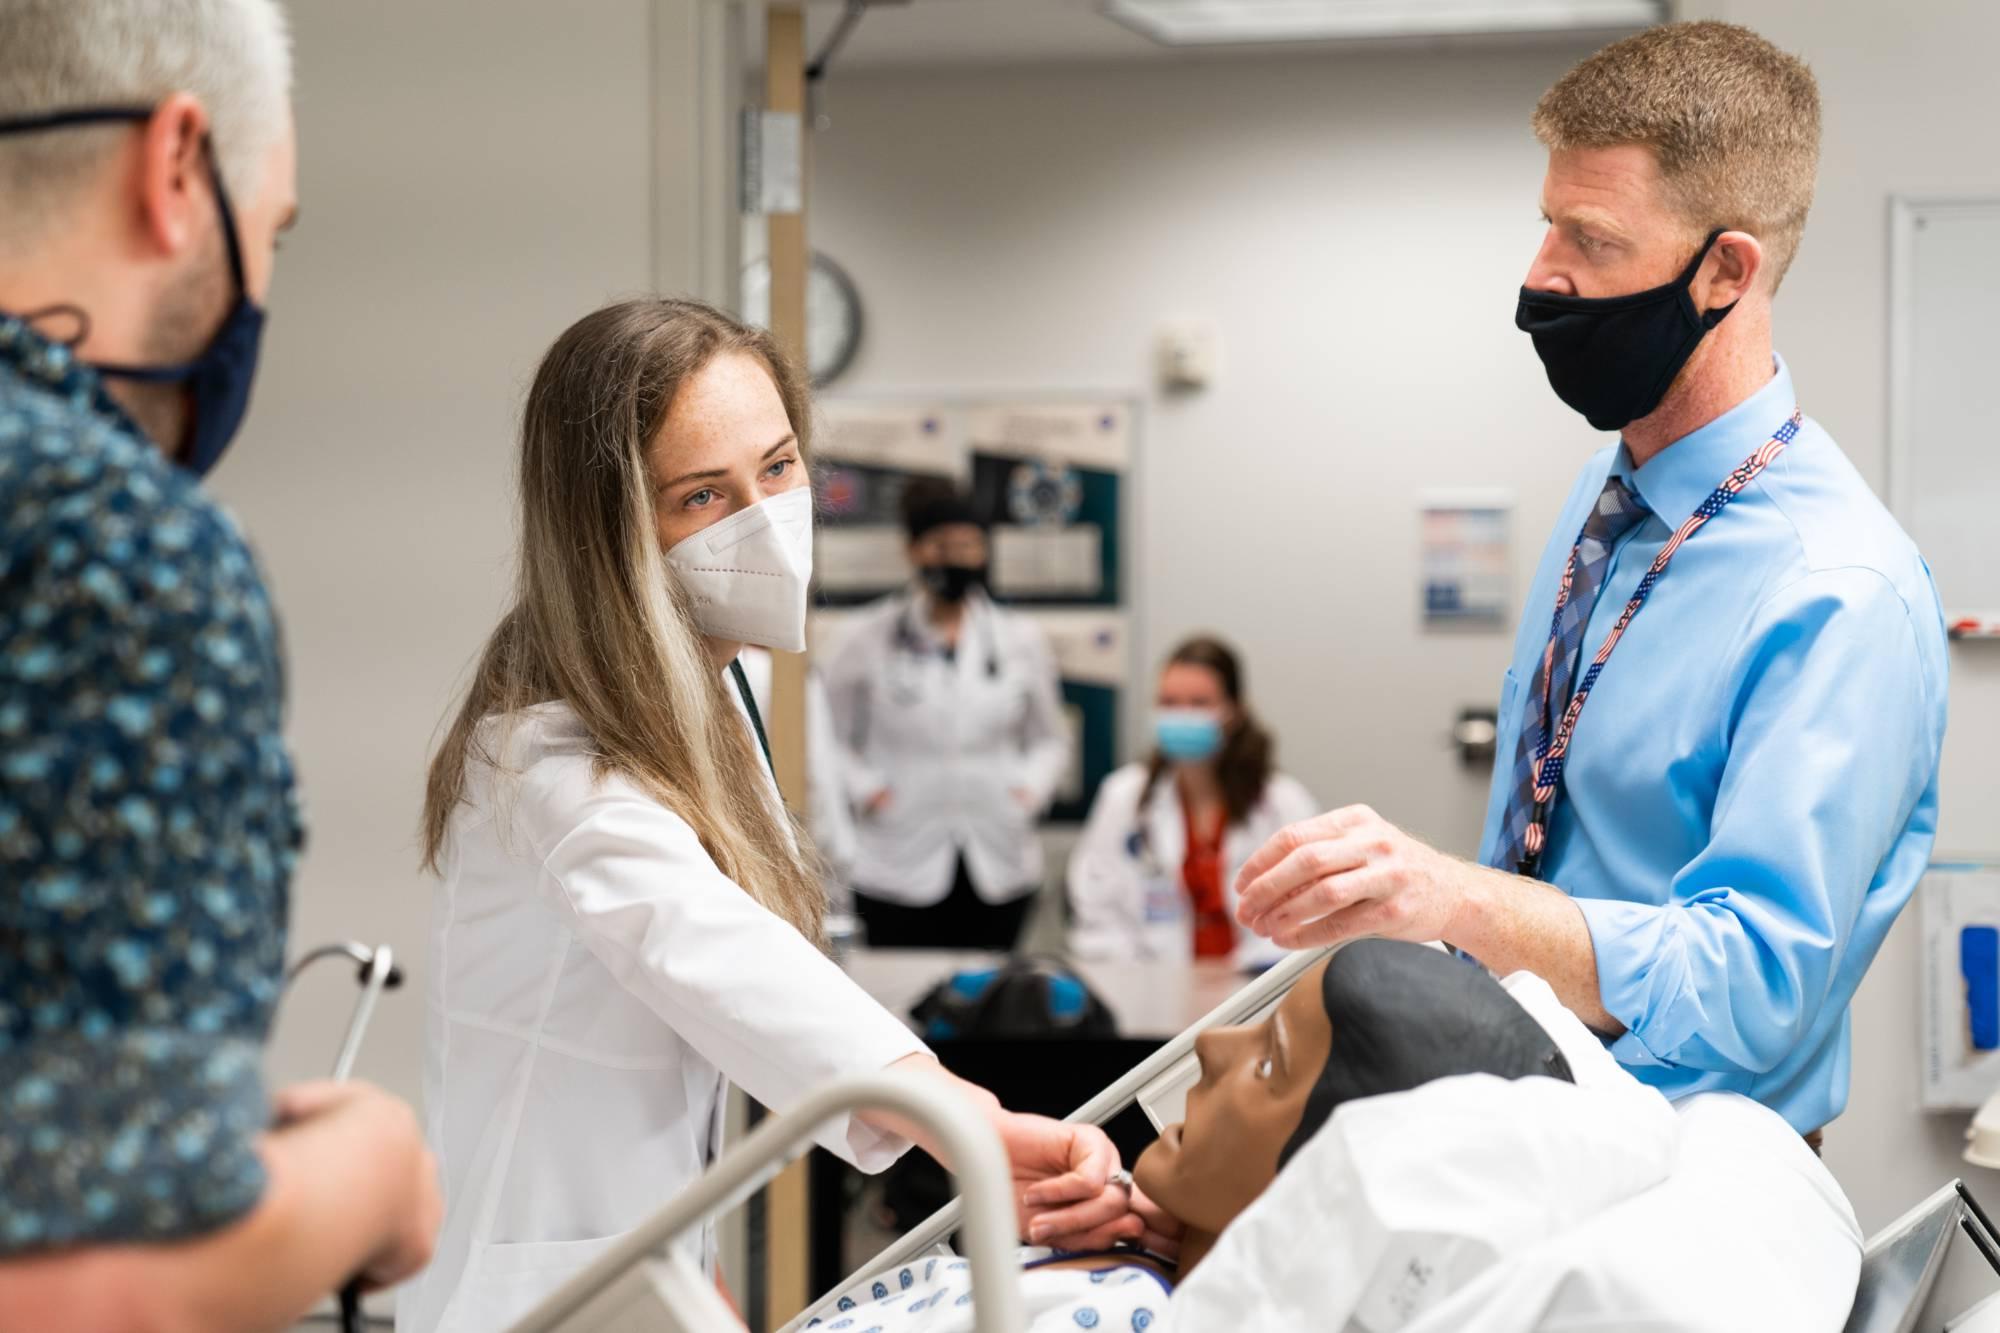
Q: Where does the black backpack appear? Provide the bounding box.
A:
[909,955,1119,1042]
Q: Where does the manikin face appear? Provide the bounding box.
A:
[1132,958,1334,1237]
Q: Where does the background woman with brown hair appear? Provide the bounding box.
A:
[400,299,1145,1333]
[1066,635,1318,969]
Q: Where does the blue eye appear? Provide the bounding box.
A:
[685,488,718,509]
[765,457,794,480]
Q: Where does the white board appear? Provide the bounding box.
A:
[1889,197,2000,618]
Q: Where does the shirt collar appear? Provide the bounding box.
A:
[909,586,988,642]
[0,310,151,444]
[1614,353,1799,522]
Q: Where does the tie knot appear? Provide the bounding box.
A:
[1583,475,1650,545]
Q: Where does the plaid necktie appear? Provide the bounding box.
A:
[1496,475,1651,874]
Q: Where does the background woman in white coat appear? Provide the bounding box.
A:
[823,482,1070,950]
[403,301,1149,1333]
[1068,636,1319,968]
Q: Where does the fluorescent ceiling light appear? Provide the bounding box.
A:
[1102,0,1666,46]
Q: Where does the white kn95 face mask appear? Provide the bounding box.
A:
[664,486,815,654]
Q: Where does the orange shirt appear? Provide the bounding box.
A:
[1181,798,1235,959]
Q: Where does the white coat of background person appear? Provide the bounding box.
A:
[735,647,860,905]
[1068,636,1318,967]
[403,301,1163,1333]
[823,483,1071,951]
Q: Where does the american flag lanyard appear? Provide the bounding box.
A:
[1517,408,1803,878]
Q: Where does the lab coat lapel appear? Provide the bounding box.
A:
[954,592,991,694]
[1144,772,1186,877]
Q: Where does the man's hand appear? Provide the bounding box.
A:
[270,1080,442,1291]
[1233,805,1468,949]
[1004,1114,1142,1249]
[1233,806,1621,1030]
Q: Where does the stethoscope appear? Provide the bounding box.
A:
[1124,824,1168,880]
[280,941,404,1333]
[886,592,1001,706]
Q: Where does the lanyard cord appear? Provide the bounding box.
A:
[728,658,776,780]
[1518,408,1802,877]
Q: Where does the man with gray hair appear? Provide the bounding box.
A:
[0,2,440,1327]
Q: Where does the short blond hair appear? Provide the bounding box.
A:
[1532,21,1820,290]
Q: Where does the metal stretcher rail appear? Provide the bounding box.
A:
[780,945,1336,1333]
[507,1072,1026,1333]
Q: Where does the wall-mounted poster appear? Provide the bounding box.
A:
[813,402,962,605]
[967,402,1127,607]
[1420,491,1512,627]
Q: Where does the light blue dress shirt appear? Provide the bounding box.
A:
[1477,355,1949,1133]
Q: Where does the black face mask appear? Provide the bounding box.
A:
[919,563,987,604]
[0,106,267,478]
[1515,229,1737,433]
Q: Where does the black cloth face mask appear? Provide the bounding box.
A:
[920,563,988,604]
[1515,229,1737,433]
[0,106,267,478]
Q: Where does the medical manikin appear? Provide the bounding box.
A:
[811,941,1573,1330]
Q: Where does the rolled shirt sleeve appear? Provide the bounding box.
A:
[1578,567,1942,1078]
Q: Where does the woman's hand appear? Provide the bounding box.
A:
[1127,1186,1185,1259]
[872,1058,1143,1249]
[1004,1113,1141,1249]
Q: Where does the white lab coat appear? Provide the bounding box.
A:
[735,649,860,905]
[1066,762,1320,966]
[822,590,1070,906]
[398,695,925,1333]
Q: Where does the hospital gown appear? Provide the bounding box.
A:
[806,1251,1169,1333]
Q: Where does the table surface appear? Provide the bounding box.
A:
[839,949,1255,1041]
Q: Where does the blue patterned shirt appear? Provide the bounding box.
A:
[0,315,303,1252]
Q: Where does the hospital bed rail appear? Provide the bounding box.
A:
[780,944,1335,1333]
[505,1070,1026,1333]
[1843,1179,2000,1333]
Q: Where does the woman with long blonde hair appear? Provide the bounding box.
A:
[400,300,1149,1333]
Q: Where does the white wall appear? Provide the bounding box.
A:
[811,22,2000,1315]
[813,44,1602,854]
[223,0,659,1101]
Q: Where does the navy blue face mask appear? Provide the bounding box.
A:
[0,106,267,478]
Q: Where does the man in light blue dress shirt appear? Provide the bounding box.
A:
[1231,21,1948,1139]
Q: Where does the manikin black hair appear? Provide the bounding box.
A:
[1277,939,1576,1168]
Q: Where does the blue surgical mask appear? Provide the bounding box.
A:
[0,106,267,478]
[1155,708,1224,763]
